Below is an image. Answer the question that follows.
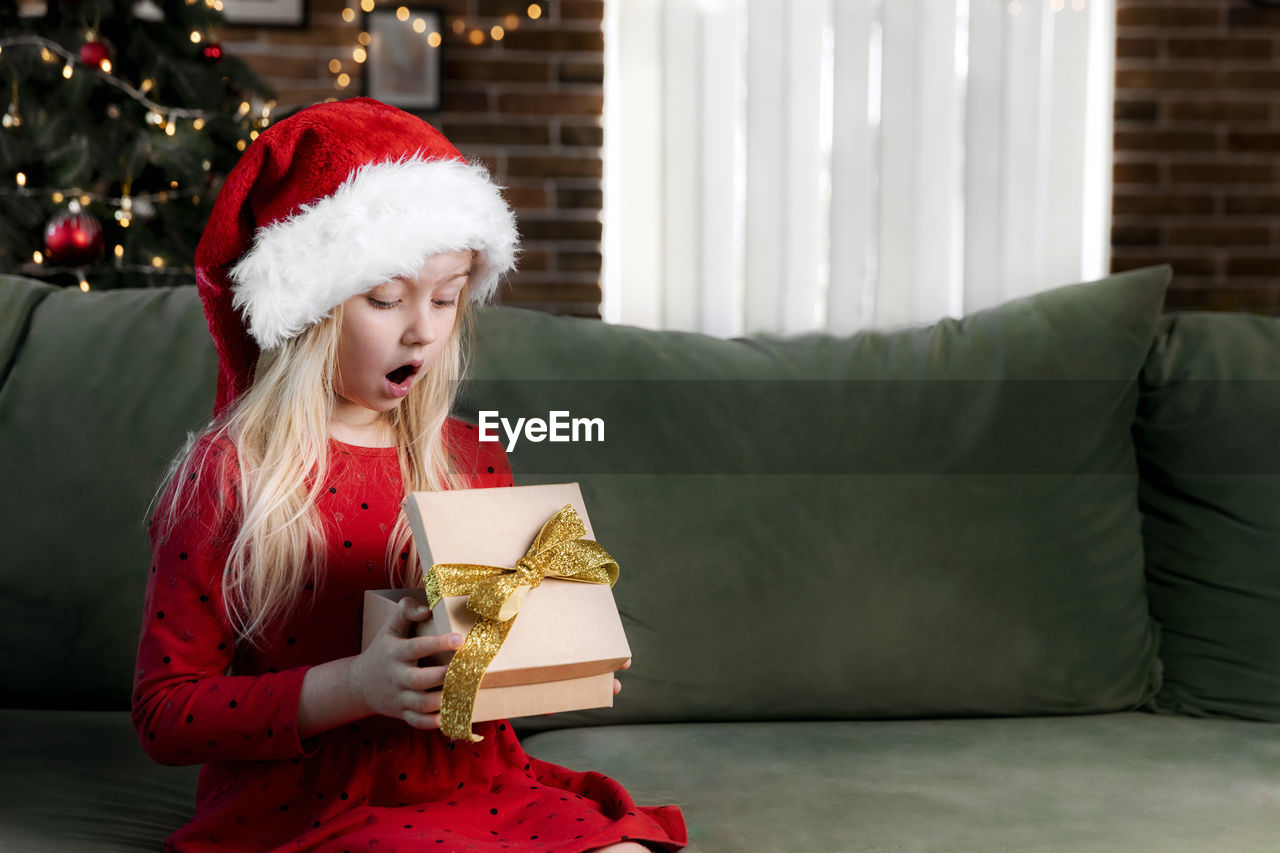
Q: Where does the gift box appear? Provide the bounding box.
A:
[362,588,617,722]
[361,482,631,738]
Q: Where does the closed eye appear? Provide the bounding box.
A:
[367,297,458,310]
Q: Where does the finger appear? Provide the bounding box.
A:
[400,688,443,715]
[402,631,465,662]
[402,709,442,730]
[613,678,622,696]
[620,658,632,671]
[402,663,450,691]
[384,597,431,638]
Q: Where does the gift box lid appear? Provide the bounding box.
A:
[401,482,631,688]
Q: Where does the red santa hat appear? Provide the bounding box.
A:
[195,97,519,418]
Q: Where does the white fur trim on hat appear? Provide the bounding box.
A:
[228,155,519,351]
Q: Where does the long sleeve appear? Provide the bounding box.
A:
[131,438,324,766]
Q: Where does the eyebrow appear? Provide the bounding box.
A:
[383,268,472,289]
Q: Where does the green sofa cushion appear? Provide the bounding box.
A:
[0,278,218,708]
[520,713,1280,852]
[461,267,1172,729]
[1135,312,1280,721]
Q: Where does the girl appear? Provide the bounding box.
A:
[132,97,688,853]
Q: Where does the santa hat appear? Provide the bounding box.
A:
[194,97,520,418]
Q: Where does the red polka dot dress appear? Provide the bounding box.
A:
[132,417,688,852]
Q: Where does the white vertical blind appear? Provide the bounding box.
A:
[602,0,1115,335]
[825,0,876,335]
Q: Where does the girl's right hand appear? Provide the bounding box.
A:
[348,596,464,729]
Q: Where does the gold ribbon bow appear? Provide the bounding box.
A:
[423,504,620,742]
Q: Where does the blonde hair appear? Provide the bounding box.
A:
[147,284,477,651]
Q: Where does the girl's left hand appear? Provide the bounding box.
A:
[613,658,632,696]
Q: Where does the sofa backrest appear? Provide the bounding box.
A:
[7,266,1269,727]
[0,275,219,710]
[1134,310,1280,722]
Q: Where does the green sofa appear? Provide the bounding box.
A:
[1,265,1277,851]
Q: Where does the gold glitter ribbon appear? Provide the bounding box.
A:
[423,504,620,742]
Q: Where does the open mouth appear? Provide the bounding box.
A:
[385,363,418,385]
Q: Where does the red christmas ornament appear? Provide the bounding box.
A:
[78,39,111,70]
[201,43,224,63]
[44,208,105,267]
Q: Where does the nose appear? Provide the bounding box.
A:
[403,298,443,346]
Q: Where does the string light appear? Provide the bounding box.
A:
[237,139,247,150]
[190,31,203,44]
[0,36,226,123]
[3,183,198,212]
[114,244,124,258]
[193,117,205,130]
[33,251,43,263]
[79,279,90,292]
[165,119,176,136]
[327,2,547,94]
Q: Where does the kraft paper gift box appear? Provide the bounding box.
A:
[361,482,631,726]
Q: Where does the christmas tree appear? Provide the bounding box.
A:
[0,0,276,291]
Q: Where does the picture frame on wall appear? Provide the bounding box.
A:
[217,0,307,27]
[363,6,444,111]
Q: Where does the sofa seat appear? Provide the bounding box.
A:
[6,707,1272,852]
[518,714,1280,852]
[0,709,200,851]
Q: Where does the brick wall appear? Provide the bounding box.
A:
[223,0,605,317]
[1114,0,1280,314]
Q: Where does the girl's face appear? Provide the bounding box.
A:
[331,249,473,430]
